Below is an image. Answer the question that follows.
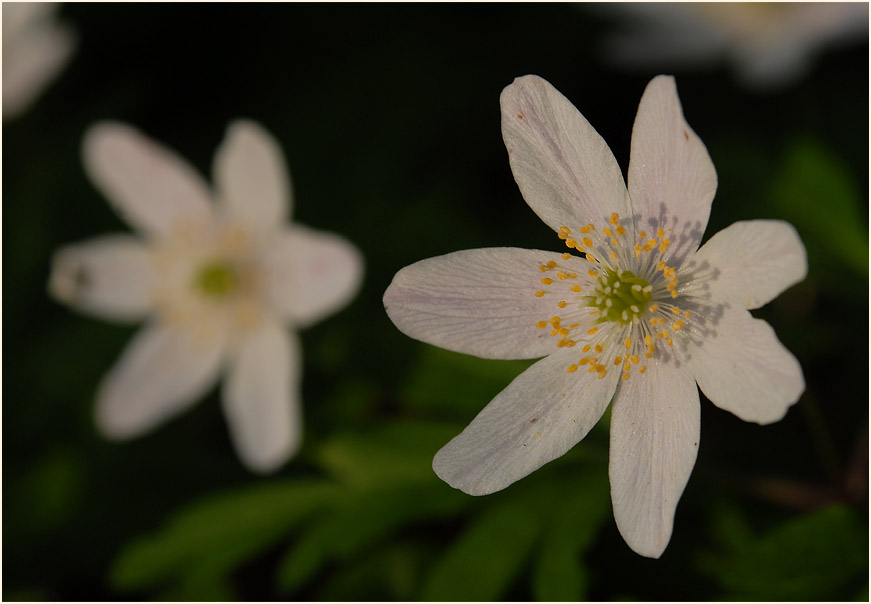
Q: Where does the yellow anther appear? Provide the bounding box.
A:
[621,372,631,381]
[671,291,678,298]
[603,227,613,237]
[535,290,545,297]
[625,337,632,350]
[666,337,673,346]
[565,238,577,248]
[567,364,578,373]
[550,316,561,327]
[539,265,548,272]
[588,269,598,277]
[565,340,576,348]
[684,310,691,318]
[597,371,608,380]
[614,356,622,365]
[649,304,659,312]
[616,225,626,236]
[561,253,572,260]
[557,300,567,308]
[571,285,582,292]
[551,329,559,337]
[582,237,593,247]
[558,328,569,336]
[579,358,590,365]
[587,327,598,335]
[557,272,569,280]
[594,344,603,353]
[582,345,591,352]
[610,250,618,259]
[536,320,548,329]
[657,228,665,239]
[610,213,620,226]
[541,278,553,285]
[630,355,639,364]
[559,226,570,234]
[638,231,647,239]
[546,261,557,269]
[623,362,631,371]
[586,254,597,263]
[671,307,681,315]
[639,366,647,374]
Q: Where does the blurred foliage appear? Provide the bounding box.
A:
[3,3,868,602]
[700,503,868,600]
[770,139,868,279]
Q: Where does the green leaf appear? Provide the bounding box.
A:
[314,541,429,601]
[110,479,337,593]
[419,491,547,601]
[770,139,868,276]
[531,467,611,601]
[277,470,469,592]
[277,419,474,594]
[400,347,534,415]
[707,504,868,600]
[316,418,461,486]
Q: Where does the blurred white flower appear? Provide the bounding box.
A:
[49,120,364,473]
[597,2,868,90]
[3,2,76,120]
[383,75,806,557]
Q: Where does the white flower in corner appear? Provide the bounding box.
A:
[383,75,806,557]
[598,3,868,90]
[3,2,76,120]
[49,120,363,473]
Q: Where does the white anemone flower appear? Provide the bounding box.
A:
[598,2,869,90]
[49,120,363,473]
[383,75,806,557]
[3,2,76,120]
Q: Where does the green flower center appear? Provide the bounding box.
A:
[586,268,652,325]
[195,260,238,297]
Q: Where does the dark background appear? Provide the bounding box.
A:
[4,3,868,600]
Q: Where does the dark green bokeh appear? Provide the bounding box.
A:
[4,3,868,601]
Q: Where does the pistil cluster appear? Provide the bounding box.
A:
[150,221,263,344]
[534,213,691,381]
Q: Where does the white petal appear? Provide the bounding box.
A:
[500,75,631,233]
[213,119,291,235]
[82,122,215,239]
[433,350,620,495]
[222,318,301,473]
[384,247,568,360]
[627,75,717,266]
[96,323,225,439]
[689,306,804,424]
[2,3,75,120]
[260,225,363,328]
[48,235,155,322]
[687,220,807,310]
[609,363,700,558]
